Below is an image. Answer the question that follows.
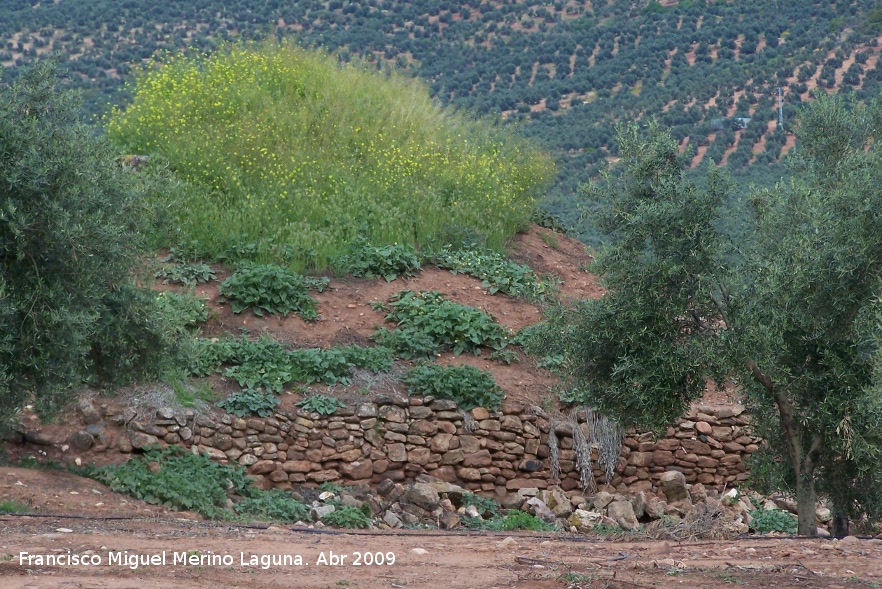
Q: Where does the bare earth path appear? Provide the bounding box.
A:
[3,468,880,588]
[2,515,881,589]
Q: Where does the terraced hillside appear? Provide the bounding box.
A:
[3,0,881,236]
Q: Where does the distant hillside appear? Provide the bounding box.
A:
[3,0,881,241]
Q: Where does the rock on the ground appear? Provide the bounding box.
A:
[607,500,639,531]
[659,471,690,504]
[568,509,602,531]
[402,483,440,511]
[525,497,556,522]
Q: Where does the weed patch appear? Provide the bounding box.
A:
[108,41,554,270]
[402,363,503,411]
[296,394,345,415]
[219,264,319,320]
[749,508,797,534]
[464,509,554,531]
[431,246,554,301]
[381,290,509,355]
[155,291,210,330]
[185,336,394,390]
[217,388,280,417]
[91,446,251,519]
[234,488,309,522]
[321,505,372,529]
[338,240,421,281]
[0,500,31,514]
[155,262,216,286]
[371,327,442,359]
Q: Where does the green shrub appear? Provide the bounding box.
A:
[155,291,211,330]
[182,337,236,377]
[337,345,394,373]
[321,505,372,528]
[0,500,31,514]
[749,508,798,534]
[185,336,392,389]
[91,446,251,519]
[155,262,216,286]
[338,240,421,281]
[494,510,556,531]
[489,348,520,365]
[296,394,345,415]
[217,388,280,417]
[106,41,554,270]
[431,246,554,301]
[0,62,173,430]
[402,363,504,411]
[462,492,499,517]
[235,489,310,522]
[223,336,292,392]
[289,348,354,385]
[464,509,554,531]
[371,327,442,359]
[219,264,319,319]
[383,290,509,355]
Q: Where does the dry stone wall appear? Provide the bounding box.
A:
[79,396,758,499]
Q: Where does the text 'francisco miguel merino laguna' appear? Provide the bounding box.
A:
[19,550,396,570]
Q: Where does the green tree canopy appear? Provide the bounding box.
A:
[562,100,882,536]
[0,61,172,430]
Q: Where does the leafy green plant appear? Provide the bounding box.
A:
[218,388,280,417]
[494,510,555,531]
[371,327,443,359]
[0,500,31,514]
[154,262,216,286]
[182,337,236,377]
[223,336,293,392]
[289,348,354,385]
[461,492,499,517]
[402,364,503,411]
[296,394,345,415]
[338,240,421,281]
[383,290,509,355]
[489,348,520,365]
[464,509,554,531]
[338,345,394,373]
[219,264,319,319]
[749,508,798,534]
[321,505,372,528]
[234,488,310,522]
[558,572,592,584]
[171,379,217,408]
[431,246,554,301]
[155,291,210,330]
[91,446,251,519]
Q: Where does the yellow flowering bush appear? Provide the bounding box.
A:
[106,41,555,270]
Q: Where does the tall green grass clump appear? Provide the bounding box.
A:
[106,41,555,271]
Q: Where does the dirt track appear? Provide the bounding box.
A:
[2,514,881,589]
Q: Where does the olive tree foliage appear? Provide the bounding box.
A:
[0,61,174,433]
[560,104,882,536]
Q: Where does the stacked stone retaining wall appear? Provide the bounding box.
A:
[81,396,758,498]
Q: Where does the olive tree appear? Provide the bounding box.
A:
[0,61,173,432]
[564,98,882,536]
